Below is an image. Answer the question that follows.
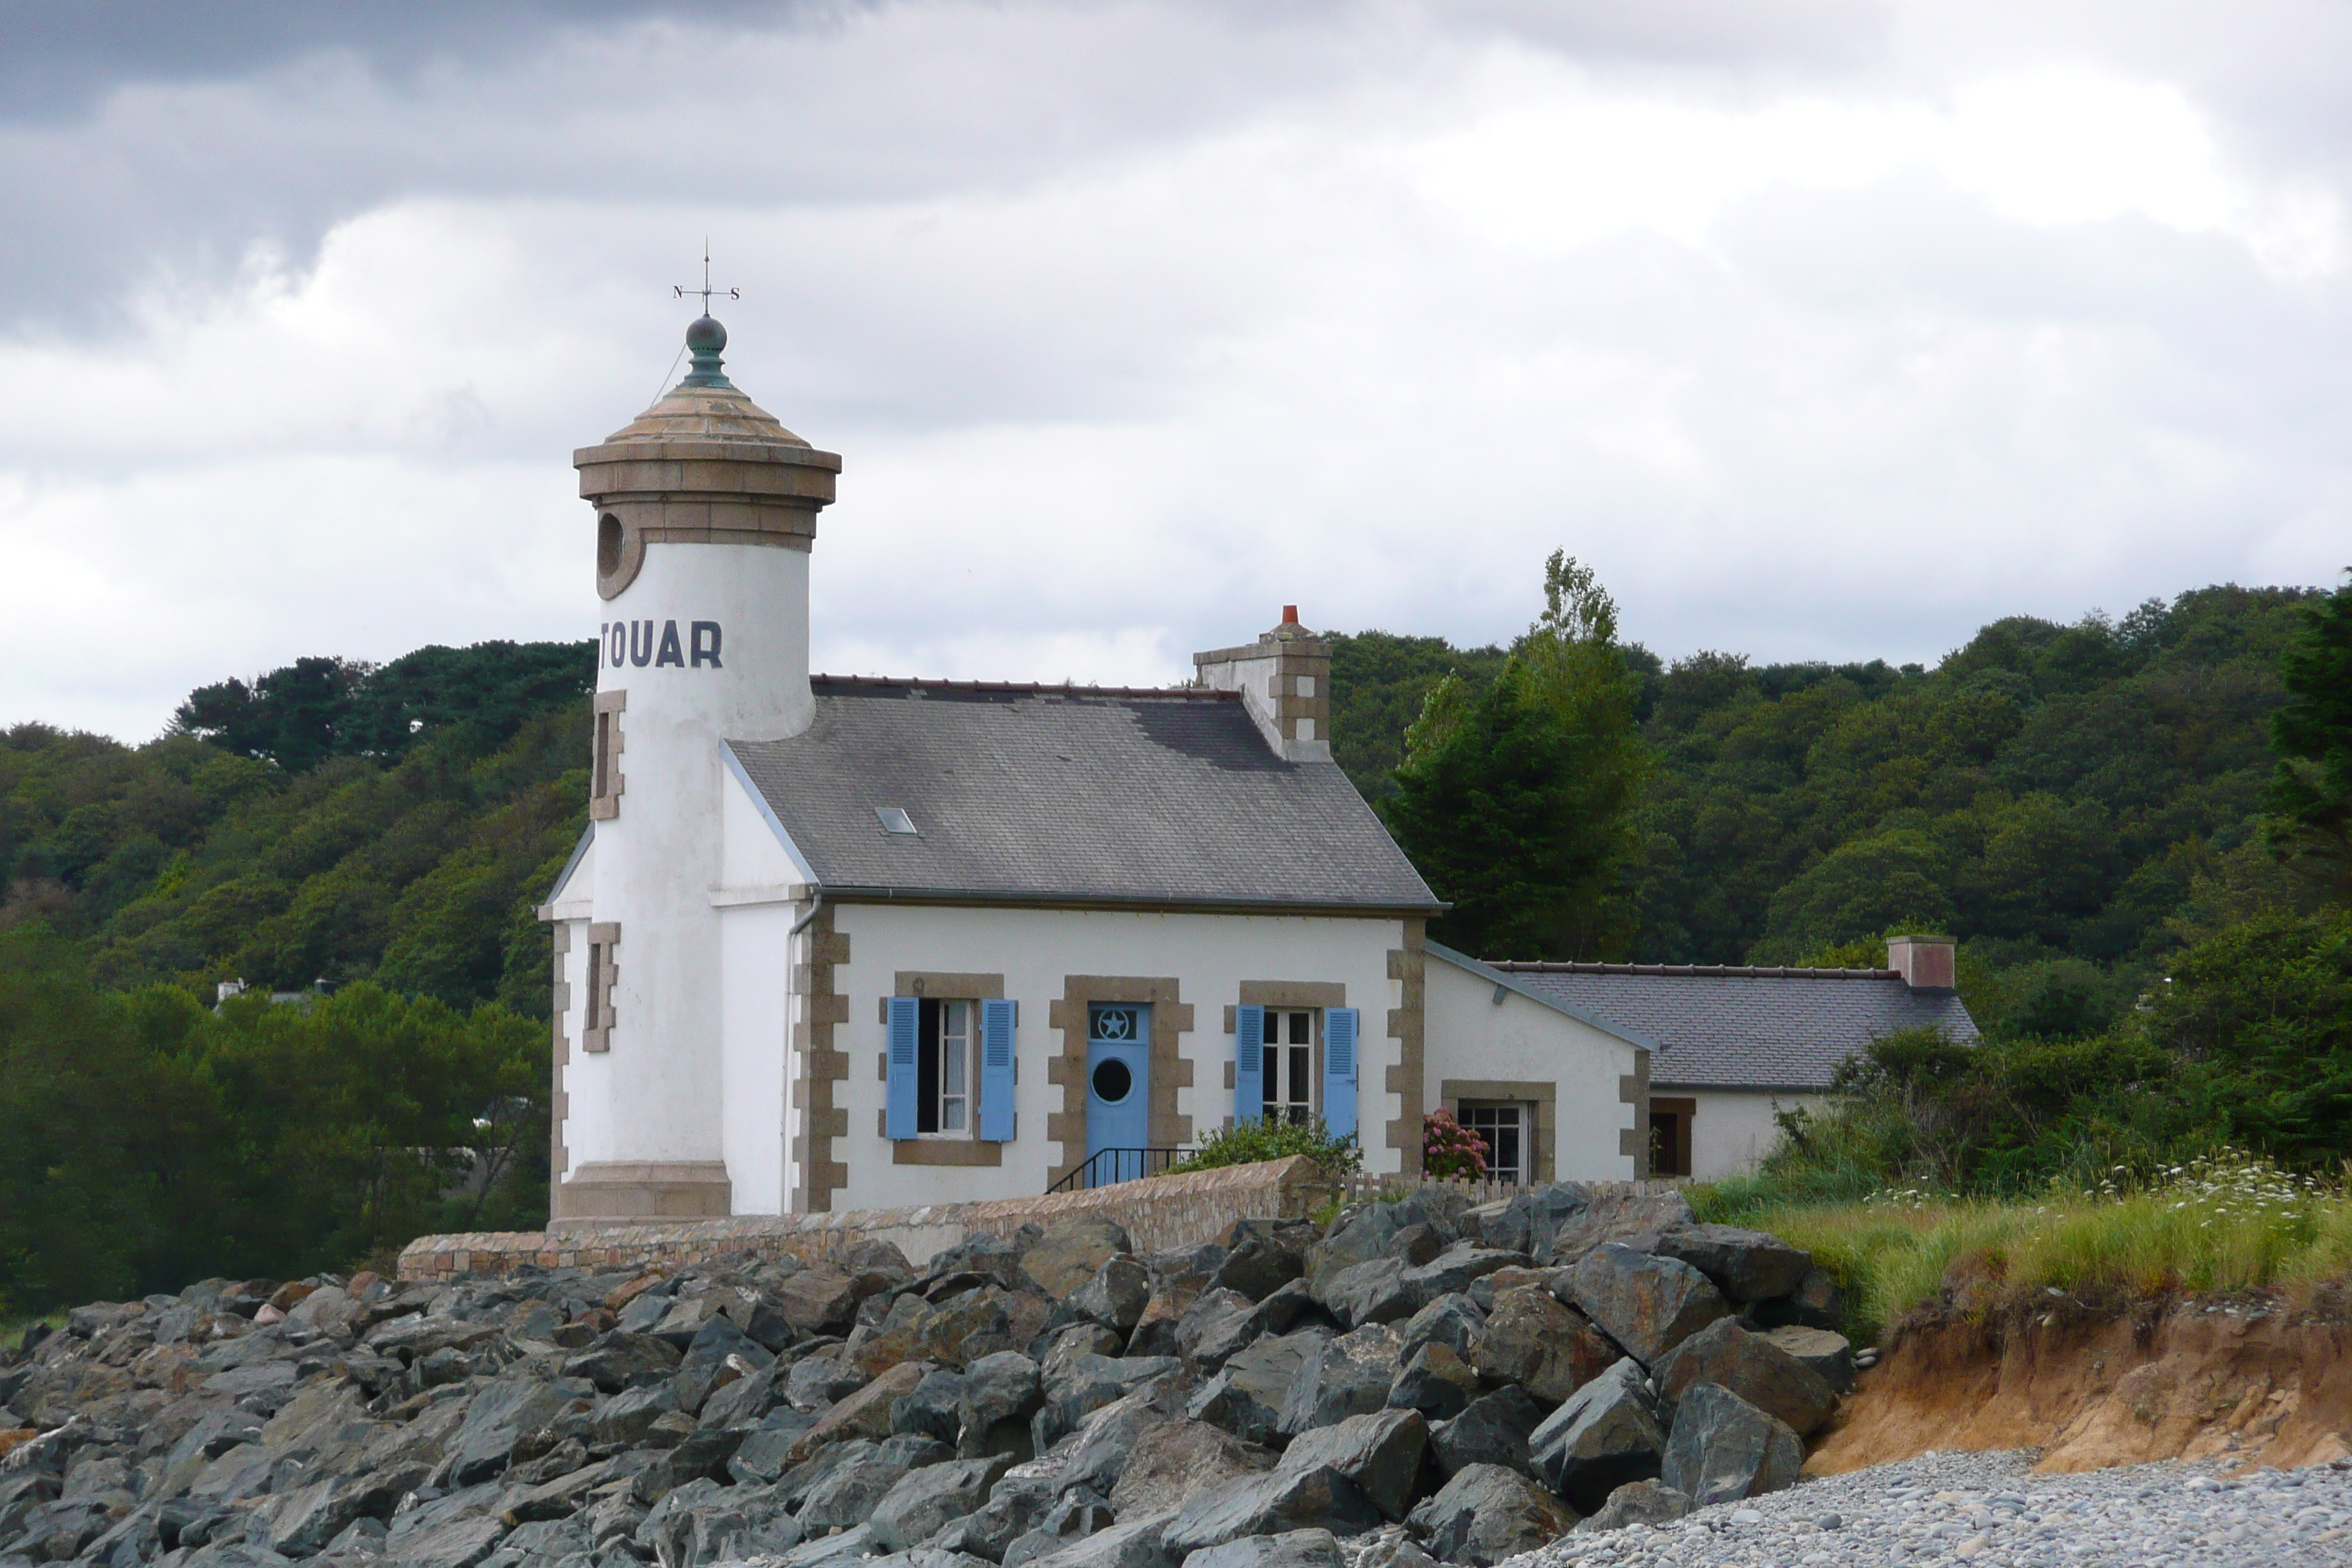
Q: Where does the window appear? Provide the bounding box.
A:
[583,922,619,1052]
[890,993,1015,1142]
[1459,1101,1524,1186]
[1262,1009,1314,1125]
[589,690,626,820]
[918,998,973,1134]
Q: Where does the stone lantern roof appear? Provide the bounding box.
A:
[575,314,841,599]
[593,315,817,449]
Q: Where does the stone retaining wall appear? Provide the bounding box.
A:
[397,1155,1332,1282]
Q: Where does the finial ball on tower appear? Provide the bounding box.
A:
[686,314,727,353]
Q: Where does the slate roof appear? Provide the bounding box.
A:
[1489,962,1980,1092]
[725,677,1441,913]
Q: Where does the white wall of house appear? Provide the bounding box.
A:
[1677,1088,1823,1180]
[720,901,794,1215]
[549,912,599,1173]
[1422,953,1644,1183]
[714,756,817,1216]
[545,832,601,1180]
[822,901,1407,1212]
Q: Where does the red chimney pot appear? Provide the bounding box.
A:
[1281,605,1299,624]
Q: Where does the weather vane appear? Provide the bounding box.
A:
[674,239,739,314]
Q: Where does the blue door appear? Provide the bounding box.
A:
[1085,1003,1151,1185]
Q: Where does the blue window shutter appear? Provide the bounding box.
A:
[980,999,1017,1142]
[1235,1004,1264,1126]
[887,996,919,1141]
[1323,1008,1359,1141]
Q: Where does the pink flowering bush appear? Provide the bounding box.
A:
[1423,1107,1489,1180]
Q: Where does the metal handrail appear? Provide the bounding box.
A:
[1046,1147,1187,1194]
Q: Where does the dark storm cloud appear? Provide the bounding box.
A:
[0,1,1398,334]
[0,1,802,118]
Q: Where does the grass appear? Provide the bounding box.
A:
[1691,1152,2352,1347]
[1,1311,65,1354]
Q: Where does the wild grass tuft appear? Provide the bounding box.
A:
[1691,1151,2352,1346]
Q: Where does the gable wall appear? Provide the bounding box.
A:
[719,757,804,891]
[1422,955,1646,1182]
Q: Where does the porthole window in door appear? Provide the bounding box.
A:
[1090,1057,1134,1104]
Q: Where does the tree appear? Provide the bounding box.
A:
[176,656,373,772]
[2266,570,2352,897]
[1757,830,1954,960]
[0,932,172,1313]
[172,641,595,774]
[2144,909,2352,1166]
[1382,553,1649,957]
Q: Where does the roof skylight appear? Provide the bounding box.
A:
[875,806,918,836]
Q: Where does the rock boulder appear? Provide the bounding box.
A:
[1564,1245,1729,1367]
[1405,1463,1578,1567]
[1651,1319,1836,1436]
[1526,1357,1667,1514]
[1659,1382,1803,1507]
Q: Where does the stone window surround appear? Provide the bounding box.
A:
[1218,980,1346,1130]
[791,911,851,1212]
[589,689,626,820]
[1047,976,1194,1188]
[873,971,1008,1167]
[582,923,619,1054]
[1439,1077,1557,1185]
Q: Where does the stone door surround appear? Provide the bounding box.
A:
[1047,976,1193,1188]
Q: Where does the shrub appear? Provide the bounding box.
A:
[1171,1117,1359,1178]
[1422,1107,1488,1180]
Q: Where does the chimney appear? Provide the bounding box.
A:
[1194,607,1333,762]
[1886,934,1956,991]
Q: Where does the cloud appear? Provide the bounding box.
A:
[1,1,2348,739]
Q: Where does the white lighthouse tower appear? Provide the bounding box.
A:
[554,312,840,1221]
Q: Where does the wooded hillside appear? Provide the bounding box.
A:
[0,579,2341,1310]
[0,585,2321,1025]
[0,641,594,1014]
[1332,584,2323,1039]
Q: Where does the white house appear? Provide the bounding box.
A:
[1483,935,1977,1180]
[539,315,1652,1222]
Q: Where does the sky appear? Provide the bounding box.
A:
[3,1,2348,741]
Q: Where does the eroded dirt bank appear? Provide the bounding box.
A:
[1806,1296,2352,1475]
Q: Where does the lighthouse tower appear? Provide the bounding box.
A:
[554,314,840,1221]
